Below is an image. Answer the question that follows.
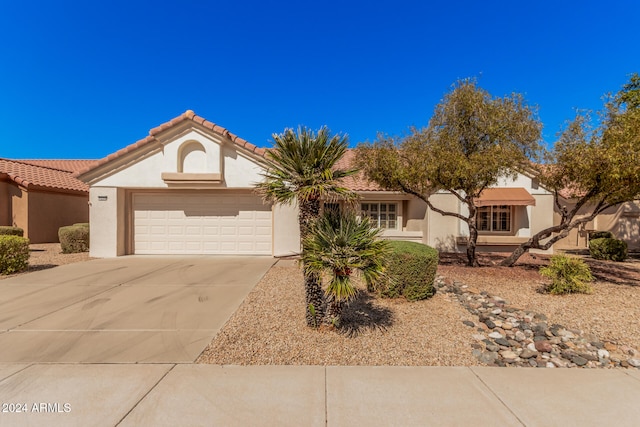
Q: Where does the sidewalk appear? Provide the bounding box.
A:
[0,364,639,426]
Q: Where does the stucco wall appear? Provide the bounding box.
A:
[10,185,28,235]
[554,200,640,250]
[273,203,300,256]
[89,187,126,257]
[93,130,263,189]
[28,191,89,243]
[0,181,10,226]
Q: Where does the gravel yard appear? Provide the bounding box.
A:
[198,252,640,366]
[0,243,90,280]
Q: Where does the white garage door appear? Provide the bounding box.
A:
[133,193,272,255]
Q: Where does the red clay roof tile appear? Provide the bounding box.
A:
[0,159,90,194]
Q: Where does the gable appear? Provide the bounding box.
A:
[78,111,267,189]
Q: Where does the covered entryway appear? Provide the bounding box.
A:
[133,192,272,255]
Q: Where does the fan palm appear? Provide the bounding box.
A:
[302,211,389,327]
[256,126,357,327]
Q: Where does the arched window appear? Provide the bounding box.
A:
[179,141,207,173]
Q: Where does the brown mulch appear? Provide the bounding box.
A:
[198,251,640,366]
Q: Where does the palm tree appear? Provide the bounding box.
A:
[256,126,357,327]
[302,211,389,327]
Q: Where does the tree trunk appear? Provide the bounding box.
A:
[500,243,531,267]
[299,197,325,327]
[465,201,480,267]
[324,294,343,327]
[466,227,480,267]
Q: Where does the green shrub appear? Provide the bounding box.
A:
[589,237,628,262]
[376,241,439,301]
[0,235,30,274]
[58,224,90,254]
[539,254,593,295]
[0,226,24,237]
[589,230,614,241]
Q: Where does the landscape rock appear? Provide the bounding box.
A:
[435,275,640,370]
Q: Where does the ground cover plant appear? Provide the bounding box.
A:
[539,254,593,294]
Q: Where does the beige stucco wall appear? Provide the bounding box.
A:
[554,200,640,251]
[88,125,270,257]
[10,185,28,236]
[27,191,89,243]
[0,181,10,226]
[89,187,126,257]
[94,130,263,189]
[273,202,301,256]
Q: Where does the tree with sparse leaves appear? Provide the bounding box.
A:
[356,79,542,266]
[256,126,357,327]
[501,73,640,266]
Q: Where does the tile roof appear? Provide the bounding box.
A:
[0,159,90,194]
[334,150,385,191]
[76,110,266,178]
[16,159,98,174]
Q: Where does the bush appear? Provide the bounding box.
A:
[540,254,593,295]
[376,241,439,301]
[0,235,30,274]
[589,231,614,241]
[58,224,90,254]
[589,237,628,262]
[0,226,24,237]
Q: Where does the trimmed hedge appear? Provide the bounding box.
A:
[0,226,24,237]
[376,241,439,301]
[540,254,593,295]
[58,223,90,254]
[589,231,614,241]
[589,237,628,262]
[0,235,30,274]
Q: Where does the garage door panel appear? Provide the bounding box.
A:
[133,193,272,255]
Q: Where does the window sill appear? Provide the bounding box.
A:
[161,172,222,184]
[456,235,529,246]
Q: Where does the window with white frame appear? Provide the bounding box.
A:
[360,203,397,229]
[477,205,511,232]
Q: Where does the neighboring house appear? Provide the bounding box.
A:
[77,111,639,257]
[0,159,94,243]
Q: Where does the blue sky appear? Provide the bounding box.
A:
[1,1,639,159]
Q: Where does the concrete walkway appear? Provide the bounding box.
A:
[0,364,639,426]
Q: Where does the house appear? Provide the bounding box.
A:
[0,159,94,243]
[79,111,575,257]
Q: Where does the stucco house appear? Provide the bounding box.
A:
[77,111,572,258]
[0,159,93,243]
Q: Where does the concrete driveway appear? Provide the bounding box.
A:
[0,256,275,363]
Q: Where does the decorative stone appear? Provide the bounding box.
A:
[571,355,588,366]
[502,323,513,330]
[463,320,475,327]
[495,338,510,347]
[484,319,496,329]
[535,340,553,353]
[604,342,618,351]
[488,331,504,339]
[520,349,538,359]
[628,358,640,368]
[597,349,610,359]
[478,351,498,365]
[551,357,568,368]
